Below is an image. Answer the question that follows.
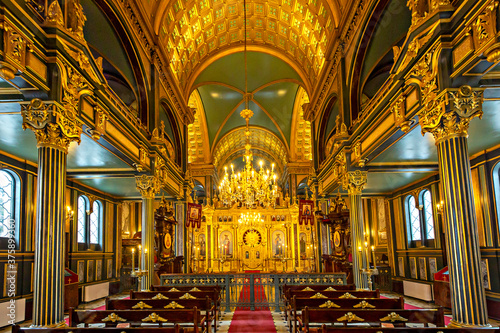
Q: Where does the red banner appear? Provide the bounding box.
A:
[186,203,202,228]
[299,200,314,225]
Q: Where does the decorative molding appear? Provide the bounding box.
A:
[343,170,368,196]
[135,175,161,198]
[419,85,484,143]
[21,99,82,153]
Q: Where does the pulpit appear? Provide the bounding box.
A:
[321,193,352,283]
[64,268,79,311]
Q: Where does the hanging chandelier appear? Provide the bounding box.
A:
[217,0,279,208]
[238,212,264,228]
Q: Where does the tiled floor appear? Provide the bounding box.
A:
[3,292,500,333]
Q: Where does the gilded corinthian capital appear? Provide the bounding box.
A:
[22,98,82,153]
[420,85,484,143]
[342,170,368,196]
[136,175,161,199]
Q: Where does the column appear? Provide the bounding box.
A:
[420,85,489,327]
[22,99,82,327]
[136,175,160,290]
[343,170,368,290]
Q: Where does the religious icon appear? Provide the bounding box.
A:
[164,233,172,249]
[245,251,249,259]
[272,230,285,256]
[429,258,437,281]
[277,215,281,221]
[299,233,306,257]
[418,257,426,280]
[190,206,199,219]
[256,251,260,259]
[223,216,227,222]
[281,215,286,221]
[333,231,341,248]
[272,215,276,221]
[410,257,417,279]
[218,216,222,222]
[228,216,233,222]
[199,234,206,257]
[220,231,233,257]
[304,204,311,215]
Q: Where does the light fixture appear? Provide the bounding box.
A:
[217,1,279,208]
[238,212,264,229]
[66,205,74,222]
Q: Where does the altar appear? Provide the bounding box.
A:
[185,203,323,273]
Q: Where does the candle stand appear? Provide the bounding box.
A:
[361,268,379,291]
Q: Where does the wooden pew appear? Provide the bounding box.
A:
[319,328,500,333]
[284,289,380,321]
[298,307,445,333]
[150,285,223,293]
[131,290,220,303]
[13,325,183,333]
[105,297,215,333]
[68,308,206,333]
[288,296,405,333]
[283,284,356,299]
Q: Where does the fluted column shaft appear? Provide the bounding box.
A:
[32,146,67,327]
[22,99,82,327]
[344,170,368,290]
[420,86,489,327]
[437,136,488,326]
[136,175,160,291]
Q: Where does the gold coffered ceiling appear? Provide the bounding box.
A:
[154,0,338,89]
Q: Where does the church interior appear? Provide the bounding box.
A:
[1,0,500,331]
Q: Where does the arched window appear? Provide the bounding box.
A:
[405,189,436,247]
[77,195,103,250]
[421,190,435,240]
[0,170,15,238]
[406,195,421,241]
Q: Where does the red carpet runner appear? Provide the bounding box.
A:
[228,275,276,333]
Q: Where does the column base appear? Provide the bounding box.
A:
[30,320,67,328]
[448,319,492,328]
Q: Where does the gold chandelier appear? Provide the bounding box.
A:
[238,212,264,228]
[217,0,279,208]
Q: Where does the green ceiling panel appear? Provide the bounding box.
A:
[325,100,339,139]
[468,100,500,155]
[198,85,243,146]
[67,134,132,170]
[194,52,302,92]
[81,0,136,86]
[364,171,435,194]
[77,177,139,197]
[216,101,282,146]
[371,126,437,163]
[360,0,411,85]
[0,113,38,162]
[253,82,299,144]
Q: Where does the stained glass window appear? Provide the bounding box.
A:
[407,195,421,241]
[89,201,101,244]
[77,196,88,243]
[0,170,14,238]
[422,190,435,240]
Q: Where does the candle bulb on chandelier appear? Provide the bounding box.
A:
[138,245,142,269]
[364,241,369,266]
[131,248,135,271]
[371,245,376,269]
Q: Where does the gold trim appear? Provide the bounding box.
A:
[164,301,185,309]
[102,313,126,323]
[132,301,152,309]
[168,287,181,292]
[301,287,314,291]
[179,293,197,300]
[152,293,169,300]
[141,313,168,323]
[337,312,364,322]
[380,312,408,322]
[189,287,201,292]
[319,300,340,308]
[310,292,328,299]
[339,292,357,299]
[353,300,376,309]
[324,287,336,291]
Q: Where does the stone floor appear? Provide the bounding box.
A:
[3,292,500,332]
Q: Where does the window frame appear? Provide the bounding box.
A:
[404,189,436,248]
[76,194,103,251]
[0,169,20,250]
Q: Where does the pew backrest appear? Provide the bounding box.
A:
[293,296,405,310]
[106,296,212,311]
[13,325,182,333]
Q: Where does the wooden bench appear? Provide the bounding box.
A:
[288,296,405,333]
[284,289,380,321]
[105,297,216,332]
[283,284,356,299]
[319,327,500,333]
[151,285,223,293]
[298,307,445,333]
[13,326,182,333]
[68,308,206,333]
[131,290,220,303]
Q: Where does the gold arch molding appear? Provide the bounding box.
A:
[155,0,338,91]
[213,126,288,171]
